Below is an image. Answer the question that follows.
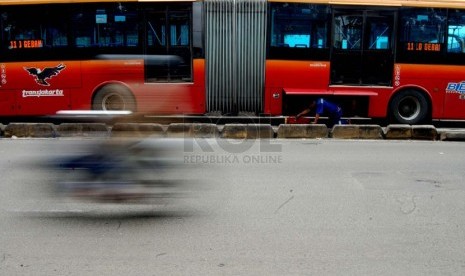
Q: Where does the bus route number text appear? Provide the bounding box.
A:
[406,42,441,52]
[9,40,44,49]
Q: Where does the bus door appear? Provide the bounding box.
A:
[144,9,192,83]
[331,9,395,86]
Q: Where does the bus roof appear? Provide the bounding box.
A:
[0,0,194,5]
[268,0,465,9]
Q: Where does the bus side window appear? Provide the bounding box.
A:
[44,27,68,48]
[400,8,447,49]
[1,9,41,48]
[72,3,139,48]
[270,4,329,49]
[268,3,330,60]
[147,12,166,47]
[145,7,192,82]
[73,9,94,47]
[333,15,363,50]
[448,10,465,54]
[367,20,391,50]
[0,6,70,50]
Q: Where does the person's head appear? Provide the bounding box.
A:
[309,100,316,110]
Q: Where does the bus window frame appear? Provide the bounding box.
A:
[396,7,447,64]
[0,2,144,62]
[142,2,194,83]
[266,2,331,61]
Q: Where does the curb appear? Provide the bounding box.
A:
[192,123,220,138]
[166,123,219,138]
[277,124,328,139]
[1,122,464,141]
[4,123,56,138]
[331,125,383,139]
[221,124,275,139]
[384,124,412,139]
[383,125,438,140]
[56,123,110,137]
[438,129,465,141]
[111,123,165,138]
[246,124,275,139]
[221,124,247,139]
[412,125,438,140]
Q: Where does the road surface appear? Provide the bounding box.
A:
[1,138,465,275]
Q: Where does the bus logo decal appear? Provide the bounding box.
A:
[446,81,465,95]
[24,63,66,86]
[22,89,64,98]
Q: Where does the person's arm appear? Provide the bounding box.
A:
[312,113,320,124]
[296,108,310,119]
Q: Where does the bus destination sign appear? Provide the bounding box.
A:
[406,42,441,52]
[9,40,44,49]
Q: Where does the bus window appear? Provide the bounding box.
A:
[145,7,192,82]
[268,3,330,60]
[333,15,362,50]
[367,20,391,50]
[72,4,139,48]
[147,12,166,47]
[400,8,446,51]
[169,12,190,47]
[448,10,465,54]
[1,7,68,51]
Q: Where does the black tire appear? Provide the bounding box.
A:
[389,90,429,125]
[92,85,136,112]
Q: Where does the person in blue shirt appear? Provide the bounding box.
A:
[296,98,344,127]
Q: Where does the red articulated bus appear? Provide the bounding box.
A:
[0,0,206,116]
[1,0,465,124]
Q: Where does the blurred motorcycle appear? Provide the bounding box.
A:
[52,138,185,203]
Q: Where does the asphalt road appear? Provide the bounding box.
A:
[1,138,465,275]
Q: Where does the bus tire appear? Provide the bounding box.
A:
[92,85,136,112]
[389,90,429,125]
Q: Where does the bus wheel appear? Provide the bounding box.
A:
[92,85,136,112]
[389,90,428,124]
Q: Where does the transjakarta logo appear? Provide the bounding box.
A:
[22,89,64,98]
[23,63,65,86]
[446,81,465,94]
